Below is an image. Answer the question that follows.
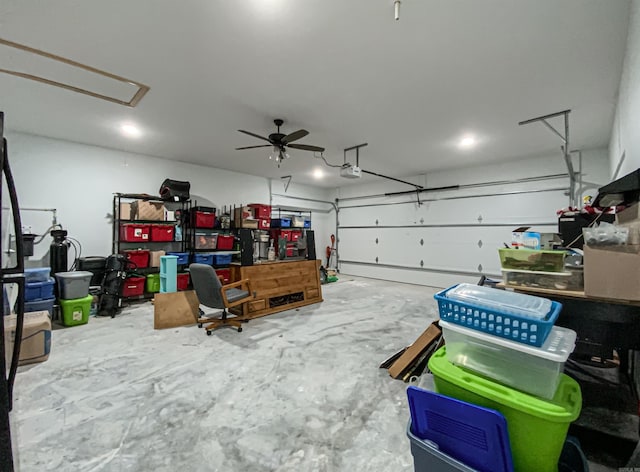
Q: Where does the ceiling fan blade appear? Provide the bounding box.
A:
[288,143,326,152]
[238,129,272,143]
[282,129,309,144]
[235,145,271,150]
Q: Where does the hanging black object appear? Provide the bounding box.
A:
[159,179,190,202]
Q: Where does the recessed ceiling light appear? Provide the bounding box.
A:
[458,135,477,149]
[313,168,324,179]
[120,123,142,138]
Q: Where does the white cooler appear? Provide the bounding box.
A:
[440,319,576,399]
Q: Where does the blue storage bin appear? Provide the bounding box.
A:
[25,278,55,302]
[25,297,55,317]
[25,267,51,283]
[303,220,311,229]
[192,253,214,265]
[271,218,291,228]
[212,254,232,266]
[434,285,561,347]
[166,252,189,265]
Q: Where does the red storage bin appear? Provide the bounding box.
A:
[286,247,294,257]
[192,211,216,228]
[257,218,271,230]
[290,230,302,242]
[249,204,271,219]
[215,268,231,284]
[122,250,150,268]
[120,224,150,242]
[122,276,145,297]
[177,273,190,291]
[150,224,175,242]
[279,230,292,241]
[216,234,235,250]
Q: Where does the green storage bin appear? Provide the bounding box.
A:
[59,294,92,327]
[146,273,161,293]
[428,347,581,472]
[498,248,565,272]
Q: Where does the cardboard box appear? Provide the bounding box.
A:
[616,203,640,244]
[131,201,166,221]
[512,227,560,250]
[119,202,132,220]
[237,219,259,229]
[584,244,640,301]
[4,311,51,366]
[150,250,166,268]
[234,206,253,221]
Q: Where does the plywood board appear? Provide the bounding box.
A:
[388,321,441,379]
[153,291,199,329]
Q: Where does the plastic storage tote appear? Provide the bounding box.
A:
[146,273,161,293]
[216,234,235,250]
[249,204,271,219]
[498,248,565,272]
[177,273,190,291]
[407,422,476,472]
[25,278,55,302]
[195,233,218,250]
[25,267,51,283]
[407,387,513,472]
[216,268,231,284]
[192,210,216,228]
[122,277,146,297]
[502,268,584,291]
[25,297,55,316]
[55,271,93,299]
[435,284,561,347]
[271,218,291,228]
[212,254,232,266]
[150,224,175,242]
[440,320,576,399]
[428,347,582,472]
[59,295,92,327]
[120,223,150,242]
[122,249,150,269]
[192,253,214,265]
[166,252,189,265]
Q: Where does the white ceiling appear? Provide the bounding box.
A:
[0,0,631,188]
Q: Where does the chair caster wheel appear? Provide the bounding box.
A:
[206,330,212,336]
[238,327,243,333]
[198,323,203,328]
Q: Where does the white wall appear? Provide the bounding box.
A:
[4,132,331,266]
[336,148,610,289]
[610,0,640,178]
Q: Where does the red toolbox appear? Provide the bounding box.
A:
[122,249,150,268]
[215,268,231,284]
[150,224,175,242]
[122,276,145,297]
[257,218,271,230]
[192,207,216,228]
[249,204,271,219]
[216,234,235,250]
[120,224,150,242]
[177,273,190,291]
[290,230,302,242]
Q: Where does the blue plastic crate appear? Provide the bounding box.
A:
[192,253,214,265]
[166,252,189,265]
[303,220,311,229]
[271,218,291,228]
[434,285,561,347]
[25,267,51,283]
[212,254,232,266]
[407,386,513,472]
[25,297,55,317]
[25,278,55,302]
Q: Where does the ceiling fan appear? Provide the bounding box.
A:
[236,119,325,166]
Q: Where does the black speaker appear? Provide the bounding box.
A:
[239,229,253,266]
[306,230,316,260]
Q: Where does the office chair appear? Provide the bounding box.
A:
[189,263,254,335]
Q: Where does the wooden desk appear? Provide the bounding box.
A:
[229,259,323,319]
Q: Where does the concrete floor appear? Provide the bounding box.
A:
[8,276,630,471]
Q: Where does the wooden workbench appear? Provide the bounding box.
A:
[229,259,323,319]
[497,283,640,306]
